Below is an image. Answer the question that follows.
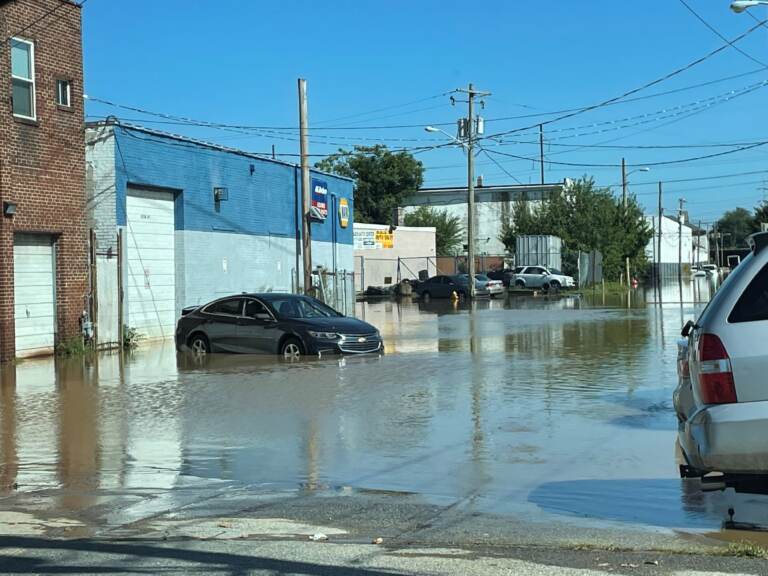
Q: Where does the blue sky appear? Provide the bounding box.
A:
[82,1,768,226]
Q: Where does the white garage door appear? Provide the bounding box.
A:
[14,234,56,357]
[126,189,176,340]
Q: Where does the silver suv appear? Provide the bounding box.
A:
[675,232,768,479]
[511,266,576,290]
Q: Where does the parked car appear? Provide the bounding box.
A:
[176,293,382,358]
[486,268,516,287]
[511,266,575,290]
[415,275,489,301]
[473,273,504,297]
[675,232,768,479]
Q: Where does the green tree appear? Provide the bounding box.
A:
[754,201,768,231]
[717,207,758,248]
[403,206,464,256]
[315,145,424,224]
[499,177,653,281]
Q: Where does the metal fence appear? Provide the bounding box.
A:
[355,256,437,293]
[313,268,356,317]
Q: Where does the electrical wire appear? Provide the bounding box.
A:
[483,140,768,169]
[677,0,768,68]
[1,0,86,46]
[478,16,768,143]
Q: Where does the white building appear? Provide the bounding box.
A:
[354,223,437,291]
[400,182,566,256]
[645,214,708,276]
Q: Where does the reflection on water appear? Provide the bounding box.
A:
[1,284,764,539]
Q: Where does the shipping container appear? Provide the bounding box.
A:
[515,235,562,270]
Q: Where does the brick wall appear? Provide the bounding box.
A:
[0,0,86,360]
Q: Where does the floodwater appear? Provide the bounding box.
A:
[2,275,766,539]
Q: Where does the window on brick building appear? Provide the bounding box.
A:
[56,80,71,107]
[11,38,36,120]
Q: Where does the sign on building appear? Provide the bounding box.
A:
[354,228,394,250]
[310,178,328,220]
[339,197,349,228]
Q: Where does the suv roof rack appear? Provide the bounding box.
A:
[748,231,768,254]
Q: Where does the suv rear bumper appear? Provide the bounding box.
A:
[679,400,768,474]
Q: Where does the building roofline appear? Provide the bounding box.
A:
[85,119,355,183]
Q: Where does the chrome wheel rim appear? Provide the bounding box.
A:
[191,338,207,355]
[283,343,301,359]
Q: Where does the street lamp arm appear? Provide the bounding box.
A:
[731,1,768,13]
[424,126,469,150]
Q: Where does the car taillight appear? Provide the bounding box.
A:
[697,333,737,404]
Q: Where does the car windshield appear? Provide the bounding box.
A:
[269,297,342,319]
[548,268,562,275]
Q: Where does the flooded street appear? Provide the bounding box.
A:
[2,278,765,547]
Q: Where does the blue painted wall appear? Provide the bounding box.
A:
[112,125,354,245]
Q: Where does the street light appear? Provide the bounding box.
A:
[424,126,468,149]
[621,160,651,286]
[731,1,767,13]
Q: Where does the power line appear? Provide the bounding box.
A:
[1,0,86,46]
[479,17,768,143]
[312,91,456,126]
[478,148,523,185]
[484,140,768,169]
[677,0,768,68]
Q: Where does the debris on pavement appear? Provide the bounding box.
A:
[309,533,329,541]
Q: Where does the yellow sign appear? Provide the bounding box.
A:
[375,230,394,249]
[339,197,349,228]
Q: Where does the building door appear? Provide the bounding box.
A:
[126,188,176,340]
[14,234,56,357]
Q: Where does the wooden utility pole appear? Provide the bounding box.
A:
[621,158,629,286]
[657,182,663,291]
[678,197,686,293]
[455,83,490,299]
[298,78,312,294]
[539,124,545,185]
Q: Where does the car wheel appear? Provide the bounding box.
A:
[421,291,431,303]
[280,337,304,360]
[189,333,210,356]
[514,279,525,288]
[549,280,561,293]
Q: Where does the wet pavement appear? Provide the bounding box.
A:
[2,276,767,553]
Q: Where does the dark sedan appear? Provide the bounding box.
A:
[176,293,382,358]
[414,275,489,301]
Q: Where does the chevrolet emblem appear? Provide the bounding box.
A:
[357,337,367,343]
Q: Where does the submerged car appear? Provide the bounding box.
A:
[414,274,489,300]
[675,232,768,480]
[176,293,382,358]
[471,273,504,297]
[511,266,575,291]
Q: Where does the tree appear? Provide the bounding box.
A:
[499,177,653,281]
[717,207,757,248]
[754,201,768,232]
[315,145,424,224]
[403,206,464,256]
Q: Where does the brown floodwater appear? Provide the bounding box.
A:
[3,276,766,537]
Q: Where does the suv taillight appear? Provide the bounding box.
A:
[697,333,737,404]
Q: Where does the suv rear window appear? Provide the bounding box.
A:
[729,263,768,323]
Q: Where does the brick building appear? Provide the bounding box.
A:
[0,0,86,359]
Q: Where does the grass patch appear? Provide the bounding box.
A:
[722,541,768,559]
[56,336,90,357]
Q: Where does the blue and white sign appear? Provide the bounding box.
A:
[310,178,328,220]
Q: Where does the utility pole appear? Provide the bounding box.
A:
[657,182,663,290]
[539,124,545,185]
[298,78,312,294]
[621,158,629,286]
[678,197,686,292]
[456,83,490,299]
